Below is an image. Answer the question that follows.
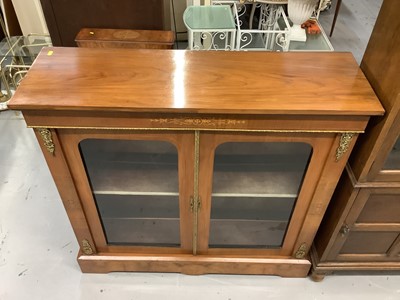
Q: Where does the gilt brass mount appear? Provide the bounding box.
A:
[192,131,201,255]
[38,128,55,154]
[82,239,94,255]
[335,133,355,161]
[295,243,308,259]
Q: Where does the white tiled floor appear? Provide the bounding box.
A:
[1,1,400,298]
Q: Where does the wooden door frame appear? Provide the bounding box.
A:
[197,131,345,257]
[58,128,195,254]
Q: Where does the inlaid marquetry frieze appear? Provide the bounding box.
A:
[150,118,247,127]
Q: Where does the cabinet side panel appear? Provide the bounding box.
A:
[33,128,96,253]
[367,101,400,181]
[293,133,359,256]
[313,169,360,261]
[361,0,400,111]
[353,0,400,181]
[350,97,400,181]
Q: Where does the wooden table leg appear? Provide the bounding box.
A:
[330,0,342,37]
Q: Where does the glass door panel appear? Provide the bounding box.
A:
[79,139,180,247]
[383,136,400,170]
[209,142,312,248]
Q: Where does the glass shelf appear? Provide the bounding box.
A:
[184,5,236,30]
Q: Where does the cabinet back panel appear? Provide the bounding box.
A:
[211,197,295,220]
[103,218,180,246]
[209,220,288,248]
[96,195,179,219]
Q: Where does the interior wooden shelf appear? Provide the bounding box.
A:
[95,194,179,219]
[86,160,304,197]
[103,217,180,246]
[210,196,295,220]
[212,169,303,196]
[87,161,179,194]
[209,219,288,248]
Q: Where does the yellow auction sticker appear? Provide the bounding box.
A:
[47,50,54,56]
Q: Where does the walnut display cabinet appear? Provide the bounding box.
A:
[9,47,383,277]
[311,0,400,281]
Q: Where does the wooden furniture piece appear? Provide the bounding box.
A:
[75,28,175,49]
[329,0,342,36]
[40,0,165,47]
[9,47,383,277]
[311,0,400,281]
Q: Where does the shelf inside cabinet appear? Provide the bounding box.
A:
[87,160,179,195]
[209,219,288,248]
[212,142,312,197]
[210,196,295,220]
[212,167,302,196]
[96,194,179,218]
[79,139,179,196]
[103,217,180,246]
[209,196,293,248]
[95,194,180,246]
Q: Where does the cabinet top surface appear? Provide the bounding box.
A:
[10,47,383,116]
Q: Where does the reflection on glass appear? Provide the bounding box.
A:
[383,137,400,170]
[209,142,312,248]
[79,139,180,246]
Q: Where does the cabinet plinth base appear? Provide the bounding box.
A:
[310,248,400,281]
[77,252,311,277]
